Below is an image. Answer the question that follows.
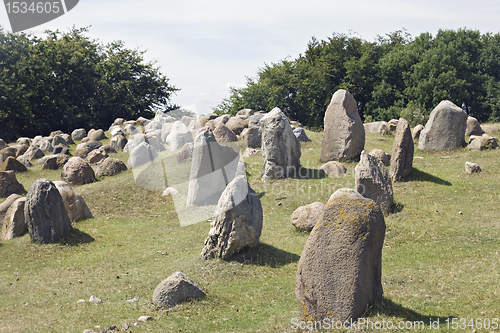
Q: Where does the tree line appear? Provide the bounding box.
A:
[214,29,500,128]
[0,27,179,142]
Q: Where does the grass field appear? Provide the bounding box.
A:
[1,126,500,332]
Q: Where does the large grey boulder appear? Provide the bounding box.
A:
[260,107,301,181]
[363,121,388,133]
[127,142,158,169]
[201,175,263,259]
[290,202,325,231]
[241,127,261,148]
[355,151,393,214]
[225,117,247,135]
[23,145,45,161]
[320,89,365,162]
[0,171,24,198]
[1,156,28,172]
[71,128,87,141]
[1,197,27,240]
[24,179,73,243]
[295,188,385,323]
[418,100,468,151]
[369,149,391,167]
[42,154,69,170]
[467,134,499,151]
[54,181,92,223]
[186,130,241,207]
[166,121,193,151]
[95,157,128,177]
[153,271,206,308]
[319,161,347,177]
[213,123,238,142]
[109,134,127,151]
[390,118,414,182]
[60,157,95,185]
[465,116,484,137]
[87,129,106,141]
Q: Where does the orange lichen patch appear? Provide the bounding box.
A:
[301,301,314,322]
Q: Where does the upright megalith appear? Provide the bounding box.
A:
[320,89,365,162]
[186,130,242,207]
[24,179,73,243]
[260,107,301,181]
[201,175,263,259]
[295,188,385,323]
[355,151,393,214]
[390,118,414,182]
[418,100,468,151]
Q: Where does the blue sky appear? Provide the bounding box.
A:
[2,0,500,116]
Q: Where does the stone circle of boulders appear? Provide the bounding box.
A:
[166,121,193,151]
[320,89,365,162]
[355,150,393,214]
[291,202,325,231]
[54,181,93,223]
[0,197,26,240]
[465,161,481,174]
[0,171,25,197]
[293,128,310,142]
[260,107,301,181]
[418,100,468,151]
[465,116,484,137]
[319,161,347,177]
[95,157,128,177]
[24,179,73,244]
[295,188,385,323]
[61,157,96,185]
[390,118,414,182]
[153,271,206,308]
[201,175,263,259]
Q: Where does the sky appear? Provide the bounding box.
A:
[1,0,500,116]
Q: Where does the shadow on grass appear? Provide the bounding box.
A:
[59,228,95,246]
[297,167,327,180]
[390,201,405,214]
[367,297,453,325]
[227,242,300,268]
[408,167,452,186]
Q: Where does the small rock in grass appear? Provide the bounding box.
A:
[465,161,481,174]
[89,295,101,303]
[136,316,152,323]
[162,187,179,196]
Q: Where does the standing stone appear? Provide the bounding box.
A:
[290,202,325,231]
[260,107,301,181]
[418,100,468,151]
[201,175,263,259]
[24,179,73,243]
[295,188,385,323]
[465,116,484,137]
[71,128,87,141]
[0,171,24,198]
[412,124,424,140]
[0,194,22,225]
[319,161,347,177]
[166,121,194,151]
[465,161,481,174]
[241,127,261,148]
[186,130,241,206]
[95,157,128,177]
[61,157,96,185]
[355,151,393,214]
[54,181,93,223]
[153,272,206,308]
[390,118,414,182]
[320,89,365,162]
[1,197,27,240]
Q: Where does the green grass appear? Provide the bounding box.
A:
[1,128,500,332]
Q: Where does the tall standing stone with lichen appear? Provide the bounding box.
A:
[320,89,365,162]
[390,118,414,182]
[295,188,385,323]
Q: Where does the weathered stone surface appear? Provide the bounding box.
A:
[88,129,106,141]
[465,161,481,174]
[145,133,166,152]
[42,154,69,170]
[166,121,194,151]
[418,100,468,151]
[73,148,88,159]
[295,188,385,323]
[71,128,87,141]
[355,151,393,213]
[123,123,137,136]
[127,142,158,169]
[95,157,128,177]
[291,202,325,231]
[388,119,399,131]
[201,175,263,259]
[17,138,31,146]
[225,117,247,135]
[177,142,194,164]
[110,134,127,151]
[260,107,301,180]
[36,139,54,153]
[378,123,390,135]
[390,118,414,182]
[369,149,391,166]
[76,141,102,153]
[465,116,484,137]
[236,108,254,117]
[1,156,28,172]
[14,144,29,157]
[467,134,498,151]
[153,271,206,308]
[0,171,24,198]
[214,114,231,126]
[16,155,32,168]
[0,194,22,225]
[53,144,71,155]
[54,181,92,223]
[61,157,96,185]
[0,139,6,150]
[98,144,117,155]
[50,130,63,138]
[248,113,265,128]
[24,179,72,243]
[213,123,238,142]
[241,127,261,148]
[293,128,310,142]
[482,125,499,133]
[86,149,108,164]
[186,130,241,206]
[320,89,365,162]
[412,124,424,140]
[319,161,347,177]
[52,134,67,147]
[363,121,388,133]
[0,197,26,240]
[0,146,18,159]
[23,145,45,161]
